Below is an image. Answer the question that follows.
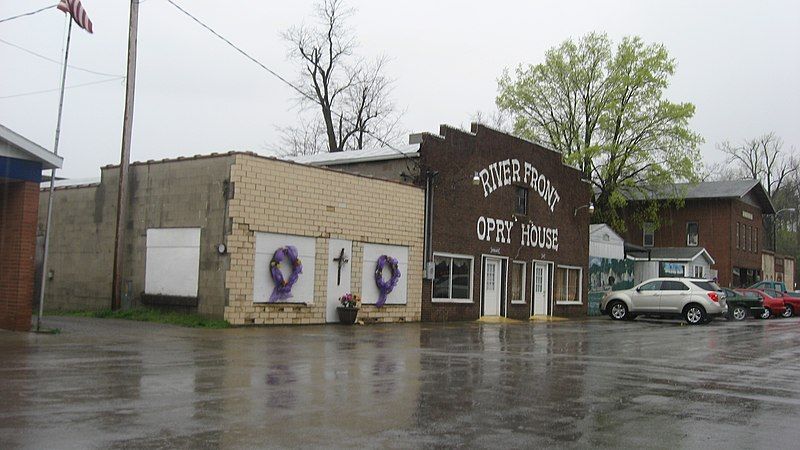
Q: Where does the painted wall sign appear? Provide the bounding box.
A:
[742,211,753,220]
[476,216,560,251]
[476,158,561,212]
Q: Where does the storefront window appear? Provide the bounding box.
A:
[510,261,526,303]
[555,266,581,303]
[433,253,473,301]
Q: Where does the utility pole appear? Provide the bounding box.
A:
[112,0,139,310]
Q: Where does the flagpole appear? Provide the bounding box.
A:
[112,0,139,310]
[37,18,73,332]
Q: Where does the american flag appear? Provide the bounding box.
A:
[57,0,93,34]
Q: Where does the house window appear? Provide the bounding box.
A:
[755,228,758,252]
[750,227,756,252]
[745,225,751,252]
[433,253,473,302]
[686,222,699,247]
[514,186,528,215]
[555,266,582,304]
[736,222,740,249]
[510,261,526,303]
[643,222,655,247]
[694,265,704,278]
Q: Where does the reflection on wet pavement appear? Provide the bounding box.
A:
[1,316,800,448]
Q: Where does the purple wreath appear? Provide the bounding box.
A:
[374,255,401,307]
[269,246,302,302]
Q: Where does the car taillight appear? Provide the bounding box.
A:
[707,292,719,303]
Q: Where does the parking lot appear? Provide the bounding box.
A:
[2,316,800,448]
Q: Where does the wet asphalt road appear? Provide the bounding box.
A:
[2,316,800,449]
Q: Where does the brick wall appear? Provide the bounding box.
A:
[224,155,425,325]
[0,181,40,331]
[418,124,591,320]
[619,198,765,287]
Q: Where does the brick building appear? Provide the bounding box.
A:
[0,124,62,331]
[38,153,424,325]
[295,124,593,320]
[618,180,775,288]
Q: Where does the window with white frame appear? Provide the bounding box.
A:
[433,253,473,301]
[686,222,698,246]
[510,261,526,303]
[643,222,655,247]
[694,265,704,278]
[555,266,582,303]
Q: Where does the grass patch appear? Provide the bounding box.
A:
[55,308,230,329]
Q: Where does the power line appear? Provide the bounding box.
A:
[0,76,125,100]
[0,4,57,24]
[164,0,308,101]
[0,37,123,77]
[164,0,416,165]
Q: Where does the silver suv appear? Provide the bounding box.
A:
[601,278,727,325]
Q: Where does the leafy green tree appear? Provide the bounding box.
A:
[497,32,703,230]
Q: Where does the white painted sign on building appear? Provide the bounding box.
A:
[145,228,201,297]
[361,243,409,305]
[253,232,316,304]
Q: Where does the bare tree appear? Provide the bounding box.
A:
[281,0,402,155]
[717,132,799,196]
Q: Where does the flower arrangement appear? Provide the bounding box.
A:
[339,292,360,309]
[269,246,302,302]
[374,255,401,307]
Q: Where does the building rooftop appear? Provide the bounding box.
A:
[627,247,715,264]
[622,180,775,214]
[288,144,420,166]
[0,124,63,170]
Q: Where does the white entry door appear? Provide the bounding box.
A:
[326,239,353,323]
[483,258,502,316]
[533,262,549,316]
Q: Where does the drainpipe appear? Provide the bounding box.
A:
[423,170,439,277]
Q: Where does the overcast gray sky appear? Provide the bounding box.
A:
[1,0,798,179]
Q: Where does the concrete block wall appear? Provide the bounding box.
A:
[37,183,113,312]
[0,181,39,331]
[224,155,424,325]
[38,154,235,316]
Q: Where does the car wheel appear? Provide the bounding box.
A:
[760,308,772,320]
[731,306,747,321]
[609,301,628,321]
[684,304,706,325]
[782,305,794,318]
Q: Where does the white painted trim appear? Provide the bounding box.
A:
[554,264,583,305]
[431,252,474,303]
[529,259,554,317]
[0,124,63,169]
[432,299,474,304]
[480,254,509,318]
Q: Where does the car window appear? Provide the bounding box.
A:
[661,280,689,291]
[723,288,736,297]
[690,281,719,291]
[763,289,781,297]
[736,290,759,299]
[638,281,661,291]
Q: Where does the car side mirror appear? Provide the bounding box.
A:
[635,287,641,293]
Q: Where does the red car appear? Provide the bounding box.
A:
[761,288,800,318]
[735,289,786,319]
